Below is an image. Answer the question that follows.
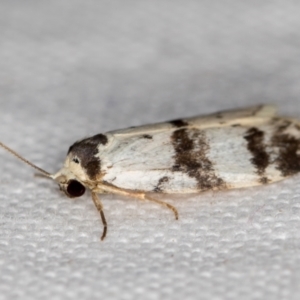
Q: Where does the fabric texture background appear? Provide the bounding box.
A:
[1,1,300,299]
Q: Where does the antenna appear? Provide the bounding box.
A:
[0,142,52,178]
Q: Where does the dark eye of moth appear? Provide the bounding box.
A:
[72,157,80,164]
[67,180,86,197]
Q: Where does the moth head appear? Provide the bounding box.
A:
[0,134,107,198]
[52,153,90,198]
[0,141,89,199]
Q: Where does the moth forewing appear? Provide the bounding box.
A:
[1,104,300,240]
[108,105,277,137]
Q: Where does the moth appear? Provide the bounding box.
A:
[1,105,300,240]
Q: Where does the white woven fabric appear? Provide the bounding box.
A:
[1,1,300,299]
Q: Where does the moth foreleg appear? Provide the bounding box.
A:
[91,192,107,241]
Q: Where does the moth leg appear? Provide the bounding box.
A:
[116,189,179,220]
[140,193,179,220]
[99,184,179,220]
[91,192,107,241]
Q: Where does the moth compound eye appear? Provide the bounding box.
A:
[66,180,86,197]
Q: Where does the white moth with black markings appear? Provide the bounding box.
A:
[1,105,300,240]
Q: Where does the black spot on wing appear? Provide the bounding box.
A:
[260,177,269,184]
[169,119,189,128]
[272,131,300,177]
[67,133,108,180]
[142,134,153,139]
[72,157,80,164]
[153,176,169,193]
[68,134,108,154]
[171,128,225,191]
[244,127,270,183]
[275,120,292,132]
